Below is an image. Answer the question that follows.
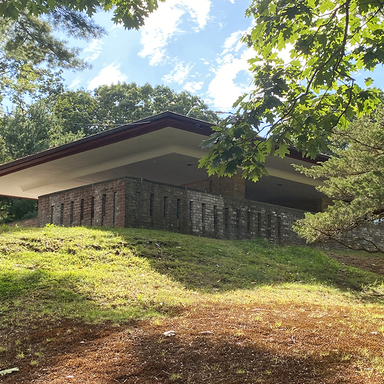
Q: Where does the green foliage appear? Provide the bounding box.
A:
[293,106,384,253]
[0,0,164,30]
[0,12,105,106]
[42,83,220,135]
[0,197,37,224]
[202,0,384,180]
[0,98,84,161]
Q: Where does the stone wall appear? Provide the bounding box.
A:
[38,176,306,245]
[181,172,245,199]
[7,217,39,227]
[38,179,126,228]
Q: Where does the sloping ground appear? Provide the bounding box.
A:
[1,227,384,383]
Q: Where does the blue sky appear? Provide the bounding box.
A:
[61,0,384,113]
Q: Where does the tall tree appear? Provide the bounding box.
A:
[293,106,384,253]
[0,98,84,161]
[0,0,165,106]
[202,0,384,181]
[0,11,105,107]
[1,0,164,31]
[53,83,220,135]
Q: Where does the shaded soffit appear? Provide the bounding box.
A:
[0,112,325,200]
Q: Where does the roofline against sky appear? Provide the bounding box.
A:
[0,111,328,178]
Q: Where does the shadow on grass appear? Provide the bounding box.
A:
[117,333,359,384]
[0,268,180,324]
[110,227,384,296]
[2,316,363,384]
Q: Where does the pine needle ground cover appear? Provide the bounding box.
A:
[1,226,384,383]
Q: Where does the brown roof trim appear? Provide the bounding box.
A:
[0,111,214,177]
[0,110,327,177]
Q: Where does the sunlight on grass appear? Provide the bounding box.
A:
[1,226,384,381]
[1,226,384,324]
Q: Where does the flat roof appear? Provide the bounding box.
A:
[0,111,326,199]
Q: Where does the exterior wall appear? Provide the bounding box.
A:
[181,172,245,199]
[38,176,306,246]
[38,179,125,228]
[31,176,384,250]
[7,217,39,227]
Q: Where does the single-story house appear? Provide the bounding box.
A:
[0,111,328,244]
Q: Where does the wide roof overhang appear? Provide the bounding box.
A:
[0,111,326,200]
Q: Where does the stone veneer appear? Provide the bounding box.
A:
[38,176,307,246]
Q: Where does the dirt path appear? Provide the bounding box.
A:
[327,252,384,275]
[2,302,383,384]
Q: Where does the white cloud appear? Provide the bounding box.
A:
[69,78,81,89]
[87,64,128,90]
[207,48,254,111]
[188,0,211,31]
[207,25,256,110]
[223,31,244,53]
[184,81,204,93]
[162,61,194,84]
[139,0,211,65]
[83,39,104,62]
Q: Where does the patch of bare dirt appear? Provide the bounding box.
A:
[327,252,384,275]
[1,303,384,384]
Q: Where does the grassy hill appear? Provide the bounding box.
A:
[1,226,384,383]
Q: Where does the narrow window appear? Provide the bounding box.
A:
[136,191,141,218]
[213,205,217,227]
[202,203,206,223]
[70,201,74,226]
[50,205,54,224]
[257,212,261,237]
[80,199,84,224]
[277,216,282,244]
[224,207,229,230]
[149,193,154,216]
[60,203,64,226]
[247,210,251,232]
[113,192,117,225]
[91,197,95,224]
[189,201,193,221]
[176,198,181,219]
[101,194,106,226]
[236,209,240,230]
[267,214,272,239]
[163,196,168,218]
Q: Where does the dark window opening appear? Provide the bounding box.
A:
[163,196,168,218]
[277,216,282,244]
[113,192,117,225]
[176,198,181,219]
[70,201,74,226]
[247,210,251,232]
[91,197,95,224]
[60,204,64,226]
[267,214,272,239]
[149,193,154,217]
[189,201,193,221]
[50,205,54,224]
[202,203,206,223]
[101,194,106,226]
[80,199,84,224]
